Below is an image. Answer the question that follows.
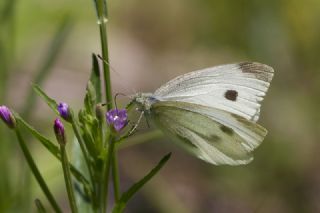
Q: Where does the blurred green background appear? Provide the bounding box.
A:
[1,0,320,212]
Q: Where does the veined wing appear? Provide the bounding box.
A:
[150,101,267,165]
[154,62,274,122]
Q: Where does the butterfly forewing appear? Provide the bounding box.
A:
[154,62,274,122]
[150,101,267,165]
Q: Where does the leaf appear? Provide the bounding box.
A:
[83,53,102,114]
[14,113,90,186]
[15,113,59,156]
[32,84,59,115]
[84,81,96,115]
[90,54,102,103]
[78,113,99,158]
[15,128,62,213]
[112,153,171,213]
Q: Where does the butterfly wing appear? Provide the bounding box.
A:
[154,62,274,122]
[150,101,267,165]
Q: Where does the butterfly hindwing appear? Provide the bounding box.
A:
[173,101,268,151]
[150,101,267,165]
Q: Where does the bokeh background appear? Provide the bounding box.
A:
[1,0,320,212]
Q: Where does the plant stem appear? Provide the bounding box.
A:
[96,0,113,110]
[60,144,78,213]
[95,0,121,211]
[112,151,120,201]
[101,136,115,212]
[15,128,62,213]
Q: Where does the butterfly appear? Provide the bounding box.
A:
[130,62,274,165]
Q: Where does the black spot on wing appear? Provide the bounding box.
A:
[224,90,238,101]
[238,62,274,82]
[220,125,234,136]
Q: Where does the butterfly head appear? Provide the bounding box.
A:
[131,93,159,112]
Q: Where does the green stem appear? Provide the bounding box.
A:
[101,137,115,212]
[15,128,62,213]
[96,0,113,109]
[95,0,121,211]
[100,162,107,213]
[60,144,78,213]
[112,151,120,201]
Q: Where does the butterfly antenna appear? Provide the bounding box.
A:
[113,92,128,110]
[101,100,113,107]
[97,54,119,75]
[114,94,118,111]
[97,54,137,95]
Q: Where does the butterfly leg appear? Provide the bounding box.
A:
[127,111,144,136]
[117,111,144,143]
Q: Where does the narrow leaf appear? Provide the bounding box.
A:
[32,84,59,115]
[84,81,96,115]
[112,153,171,213]
[15,128,62,213]
[90,54,102,103]
[15,113,59,156]
[14,113,89,186]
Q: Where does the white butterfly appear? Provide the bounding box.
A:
[130,62,274,165]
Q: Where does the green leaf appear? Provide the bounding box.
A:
[15,113,59,156]
[112,153,171,213]
[83,53,102,115]
[84,81,96,115]
[70,109,92,156]
[15,128,62,213]
[32,84,59,115]
[90,54,102,103]
[78,113,99,159]
[14,113,90,187]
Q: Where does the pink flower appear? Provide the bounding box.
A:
[106,109,128,132]
[0,105,15,129]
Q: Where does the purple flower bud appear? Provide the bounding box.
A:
[54,118,66,145]
[106,109,128,132]
[58,102,70,121]
[0,105,16,129]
